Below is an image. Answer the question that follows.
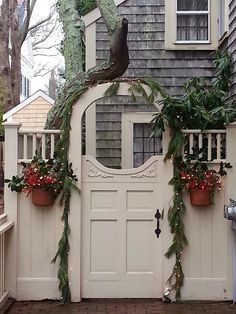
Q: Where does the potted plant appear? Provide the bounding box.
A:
[5,155,62,206]
[178,149,231,206]
[180,161,223,206]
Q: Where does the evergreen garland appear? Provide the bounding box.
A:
[51,51,234,302]
[51,78,163,302]
[51,86,87,303]
[151,50,235,299]
[165,157,187,299]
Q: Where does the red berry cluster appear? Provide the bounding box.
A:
[180,168,222,191]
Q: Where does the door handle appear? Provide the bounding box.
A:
[155,209,161,238]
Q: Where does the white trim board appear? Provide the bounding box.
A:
[3,90,54,121]
[122,112,156,169]
[82,0,126,27]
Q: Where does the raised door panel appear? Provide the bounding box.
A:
[82,183,162,298]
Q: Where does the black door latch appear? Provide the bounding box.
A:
[155,209,161,238]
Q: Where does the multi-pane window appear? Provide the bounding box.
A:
[218,0,227,38]
[177,0,209,42]
[133,123,162,168]
[21,75,30,99]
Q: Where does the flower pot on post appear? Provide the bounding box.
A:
[189,189,211,206]
[5,155,62,205]
[31,189,55,206]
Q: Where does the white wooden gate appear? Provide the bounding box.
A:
[2,83,235,302]
[81,156,166,298]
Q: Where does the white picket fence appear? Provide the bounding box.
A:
[18,129,61,162]
[183,129,227,162]
[1,121,235,303]
[17,128,227,164]
[0,214,14,307]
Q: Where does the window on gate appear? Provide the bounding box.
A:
[133,123,162,168]
[176,0,209,42]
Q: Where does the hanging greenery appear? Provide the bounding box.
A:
[151,50,236,299]
[164,156,187,299]
[51,50,235,303]
[151,51,236,160]
[51,77,164,303]
[51,85,88,303]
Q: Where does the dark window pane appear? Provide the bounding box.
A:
[24,77,27,97]
[20,75,23,94]
[26,79,30,97]
[177,15,208,41]
[133,123,163,168]
[144,153,150,164]
[133,138,143,152]
[177,0,208,11]
[133,153,143,168]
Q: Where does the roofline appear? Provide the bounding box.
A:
[3,90,54,121]
[82,0,126,27]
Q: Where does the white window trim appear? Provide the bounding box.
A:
[176,0,210,43]
[165,0,218,50]
[218,0,229,40]
[122,112,161,169]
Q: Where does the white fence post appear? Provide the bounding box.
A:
[3,122,21,298]
[226,122,236,300]
[226,122,236,203]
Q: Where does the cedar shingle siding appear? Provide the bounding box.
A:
[228,0,236,100]
[94,0,216,168]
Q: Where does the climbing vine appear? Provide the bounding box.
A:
[51,78,164,303]
[165,157,187,299]
[51,50,235,303]
[51,85,88,303]
[151,50,236,299]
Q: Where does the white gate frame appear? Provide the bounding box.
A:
[3,85,236,302]
[68,84,236,301]
[68,82,160,301]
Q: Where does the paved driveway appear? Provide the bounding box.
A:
[5,299,236,314]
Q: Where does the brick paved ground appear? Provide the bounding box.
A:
[4,299,236,314]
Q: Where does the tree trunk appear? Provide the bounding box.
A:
[0,0,38,112]
[46,0,129,129]
[10,0,21,108]
[57,0,85,81]
[0,0,21,112]
[0,1,14,111]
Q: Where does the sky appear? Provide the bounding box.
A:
[30,0,64,93]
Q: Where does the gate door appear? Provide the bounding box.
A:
[81,155,165,298]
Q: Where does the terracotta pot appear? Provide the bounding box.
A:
[189,189,212,206]
[31,189,55,206]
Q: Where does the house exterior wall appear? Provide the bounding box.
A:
[21,38,34,101]
[93,0,216,168]
[228,0,236,100]
[11,97,52,129]
[96,0,215,96]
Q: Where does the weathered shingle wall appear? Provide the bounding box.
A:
[94,0,216,168]
[228,0,236,100]
[96,0,215,96]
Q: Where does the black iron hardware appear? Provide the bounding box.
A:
[155,209,161,238]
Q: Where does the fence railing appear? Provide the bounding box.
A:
[0,214,14,306]
[18,129,61,162]
[17,129,227,164]
[182,129,226,163]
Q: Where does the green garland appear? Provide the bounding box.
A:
[51,86,88,303]
[51,78,163,302]
[165,157,187,299]
[51,51,234,302]
[151,51,235,299]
